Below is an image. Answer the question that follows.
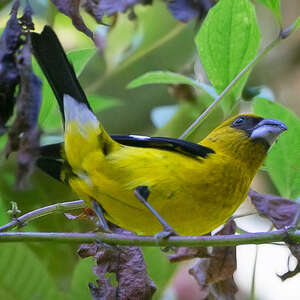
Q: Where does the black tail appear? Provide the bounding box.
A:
[31,26,92,122]
[32,26,92,182]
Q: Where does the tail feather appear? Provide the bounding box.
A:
[31,26,91,121]
[32,26,118,177]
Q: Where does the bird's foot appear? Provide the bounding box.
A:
[154,226,178,240]
[154,226,178,252]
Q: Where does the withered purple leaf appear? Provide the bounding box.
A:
[249,190,300,281]
[166,0,215,22]
[206,220,236,283]
[189,220,238,299]
[6,37,41,188]
[83,0,152,24]
[50,0,93,39]
[18,2,34,31]
[168,243,210,263]
[248,189,299,229]
[189,258,210,299]
[210,279,238,300]
[78,229,156,300]
[0,1,22,131]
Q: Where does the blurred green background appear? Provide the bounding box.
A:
[1,0,300,299]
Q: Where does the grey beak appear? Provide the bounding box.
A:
[250,118,287,146]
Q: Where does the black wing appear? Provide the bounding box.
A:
[111,135,215,158]
[37,143,63,181]
[38,135,214,162]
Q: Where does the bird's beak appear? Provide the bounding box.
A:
[250,118,287,147]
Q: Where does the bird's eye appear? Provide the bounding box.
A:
[233,117,245,126]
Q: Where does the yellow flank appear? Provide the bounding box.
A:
[63,111,269,236]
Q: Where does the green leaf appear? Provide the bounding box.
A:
[256,0,282,24]
[195,0,261,112]
[253,98,300,199]
[0,0,10,10]
[0,135,7,153]
[0,192,9,224]
[143,248,177,300]
[287,16,300,36]
[68,48,96,77]
[128,71,218,98]
[70,257,97,300]
[294,16,300,32]
[87,95,122,113]
[0,244,64,300]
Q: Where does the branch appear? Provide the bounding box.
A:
[0,200,86,232]
[179,22,298,140]
[0,229,299,246]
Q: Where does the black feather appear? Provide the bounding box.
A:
[31,26,91,122]
[111,135,215,158]
[38,142,62,159]
[36,157,62,181]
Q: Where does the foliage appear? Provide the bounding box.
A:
[0,0,300,299]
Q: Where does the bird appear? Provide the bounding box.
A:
[31,26,287,236]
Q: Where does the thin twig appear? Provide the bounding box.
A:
[0,200,87,232]
[179,36,281,139]
[0,229,298,246]
[179,19,300,140]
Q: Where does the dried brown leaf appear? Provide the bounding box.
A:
[249,189,299,229]
[209,279,238,300]
[189,258,210,299]
[0,1,22,130]
[50,0,93,39]
[249,190,300,281]
[78,229,156,300]
[6,36,41,188]
[168,246,209,263]
[166,0,215,22]
[206,220,236,283]
[189,220,237,300]
[0,2,41,188]
[83,0,152,23]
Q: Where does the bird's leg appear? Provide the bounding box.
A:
[134,186,178,239]
[91,198,111,233]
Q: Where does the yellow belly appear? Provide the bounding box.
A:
[69,147,252,236]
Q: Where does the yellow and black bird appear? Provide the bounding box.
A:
[32,26,287,236]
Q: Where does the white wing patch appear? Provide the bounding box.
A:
[129,135,150,140]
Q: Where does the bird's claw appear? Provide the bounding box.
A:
[154,226,178,240]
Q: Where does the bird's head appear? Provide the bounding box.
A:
[201,113,287,169]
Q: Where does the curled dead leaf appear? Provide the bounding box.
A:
[188,220,238,299]
[0,1,22,131]
[78,228,156,300]
[248,189,299,229]
[166,0,215,22]
[50,0,93,39]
